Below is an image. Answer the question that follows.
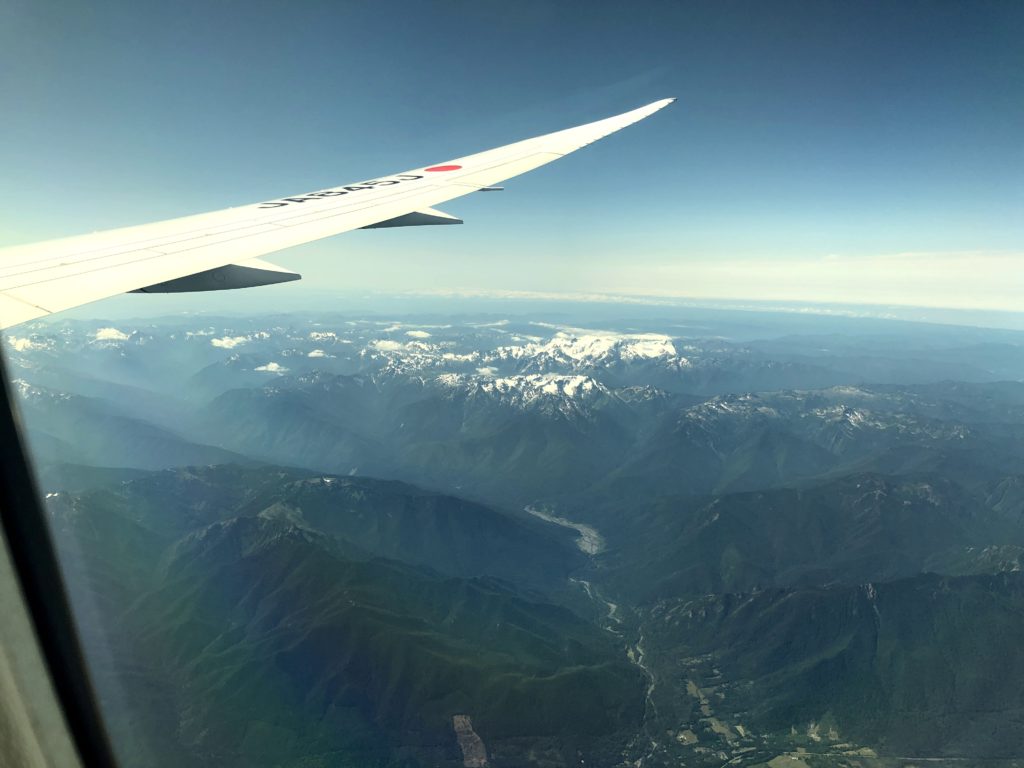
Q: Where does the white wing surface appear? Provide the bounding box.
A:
[0,99,673,329]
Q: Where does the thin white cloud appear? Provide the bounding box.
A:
[405,330,432,338]
[403,250,1023,315]
[406,288,676,306]
[599,251,1024,313]
[254,362,287,373]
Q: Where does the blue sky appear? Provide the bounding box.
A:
[1,0,1021,314]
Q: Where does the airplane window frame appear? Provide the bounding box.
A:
[0,346,119,768]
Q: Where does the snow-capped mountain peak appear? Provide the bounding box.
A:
[489,331,681,370]
[436,372,613,415]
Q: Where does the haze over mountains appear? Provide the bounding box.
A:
[6,304,1024,767]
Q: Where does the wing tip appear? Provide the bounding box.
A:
[622,98,675,123]
[613,98,674,129]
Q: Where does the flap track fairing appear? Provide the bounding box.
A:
[133,258,301,293]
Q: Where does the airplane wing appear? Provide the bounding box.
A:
[0,98,673,329]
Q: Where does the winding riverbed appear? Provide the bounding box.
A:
[524,503,659,759]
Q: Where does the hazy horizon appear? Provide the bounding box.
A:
[14,286,1024,335]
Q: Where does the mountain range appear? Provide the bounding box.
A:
[6,306,1024,766]
[51,465,643,767]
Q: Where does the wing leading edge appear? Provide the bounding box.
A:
[0,98,674,329]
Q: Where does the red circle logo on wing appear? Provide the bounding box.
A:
[424,164,462,172]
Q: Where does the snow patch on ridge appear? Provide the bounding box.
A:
[255,362,288,373]
[94,327,129,342]
[5,336,49,352]
[211,335,248,349]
